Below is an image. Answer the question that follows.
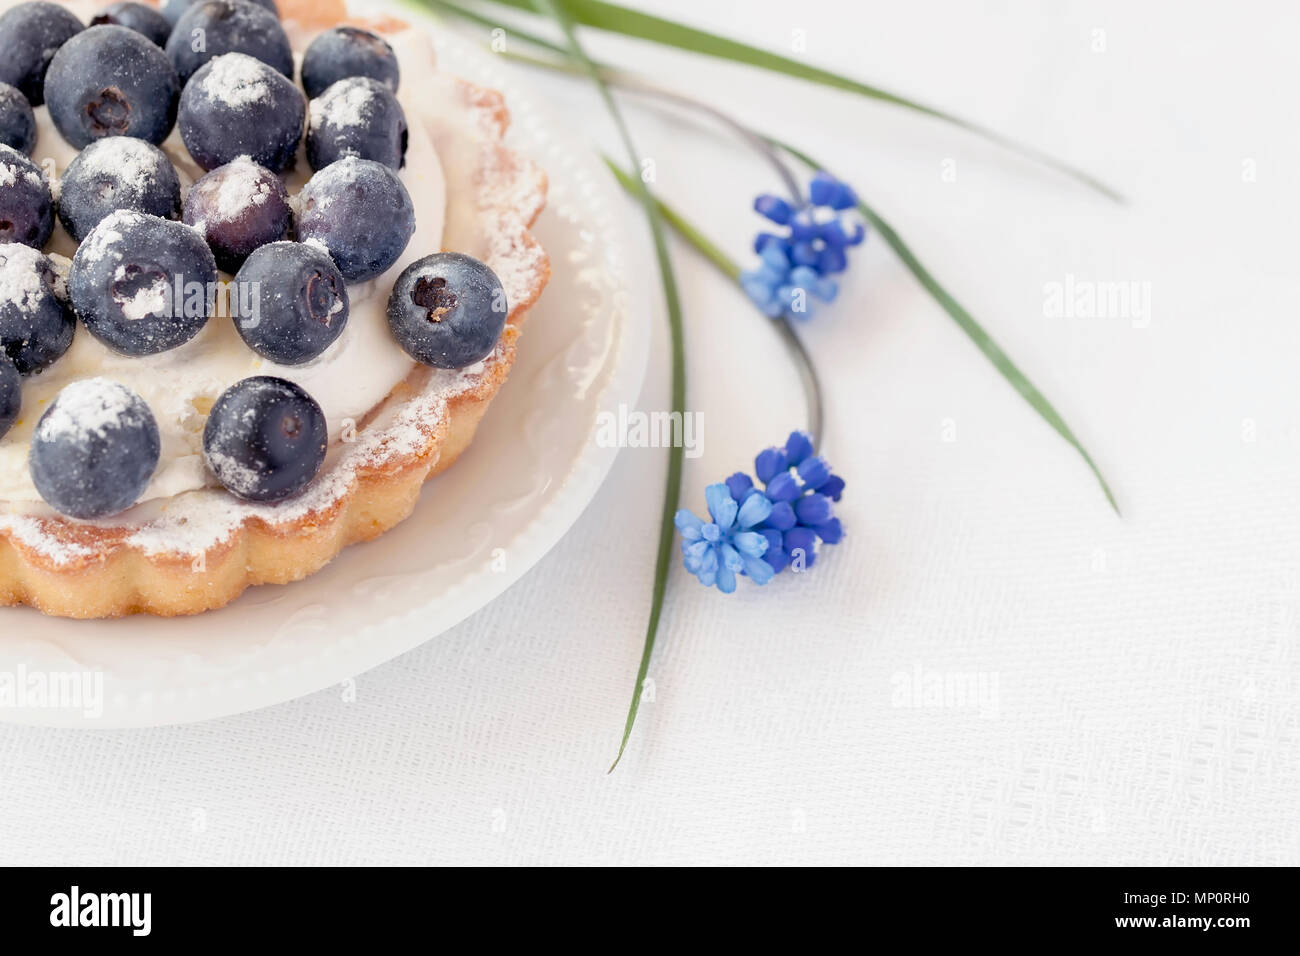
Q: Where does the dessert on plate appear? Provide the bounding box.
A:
[0,0,550,617]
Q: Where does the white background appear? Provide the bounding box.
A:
[3,0,1299,865]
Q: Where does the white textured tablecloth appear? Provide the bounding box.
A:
[3,0,1298,866]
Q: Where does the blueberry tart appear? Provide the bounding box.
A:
[0,0,549,617]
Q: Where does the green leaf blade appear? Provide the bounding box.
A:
[415,0,572,55]
[491,0,952,115]
[777,141,1120,513]
[481,0,1121,201]
[525,0,689,771]
[604,158,741,281]
[865,201,1119,512]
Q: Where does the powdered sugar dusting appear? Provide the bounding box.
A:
[0,143,44,189]
[298,155,364,214]
[113,266,169,320]
[47,252,70,301]
[76,209,143,267]
[72,137,164,194]
[0,242,52,314]
[188,156,274,227]
[36,378,146,447]
[200,53,275,109]
[204,450,260,498]
[310,78,379,131]
[0,515,97,564]
[449,82,549,317]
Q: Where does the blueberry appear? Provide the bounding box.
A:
[307,77,407,172]
[0,143,52,248]
[161,0,277,27]
[44,25,180,148]
[29,377,160,519]
[301,26,400,100]
[0,83,37,156]
[0,243,73,375]
[0,243,74,375]
[387,253,507,369]
[68,210,217,356]
[182,156,291,273]
[91,2,172,47]
[179,53,305,173]
[166,0,293,86]
[232,242,348,365]
[0,2,84,106]
[296,156,414,283]
[0,356,21,438]
[203,375,326,502]
[57,137,181,242]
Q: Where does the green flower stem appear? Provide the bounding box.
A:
[526,0,687,772]
[603,159,739,281]
[604,157,824,445]
[774,317,824,447]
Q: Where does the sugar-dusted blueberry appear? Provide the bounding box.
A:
[91,2,172,47]
[0,144,54,249]
[296,156,414,283]
[43,25,180,148]
[0,243,73,375]
[232,242,348,365]
[179,53,305,173]
[0,83,37,156]
[161,0,277,27]
[166,0,293,85]
[387,253,507,369]
[307,77,407,172]
[301,26,400,100]
[68,210,217,356]
[203,375,327,502]
[0,356,19,439]
[57,137,181,242]
[182,156,291,274]
[29,377,160,519]
[0,2,84,106]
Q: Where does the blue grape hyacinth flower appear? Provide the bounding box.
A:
[740,171,865,321]
[730,430,845,574]
[675,482,775,593]
[677,432,845,591]
[740,242,838,320]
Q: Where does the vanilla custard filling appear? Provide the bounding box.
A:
[0,1,445,508]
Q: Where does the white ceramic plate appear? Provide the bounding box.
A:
[0,19,648,728]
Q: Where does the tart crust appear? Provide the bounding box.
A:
[0,1,551,617]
